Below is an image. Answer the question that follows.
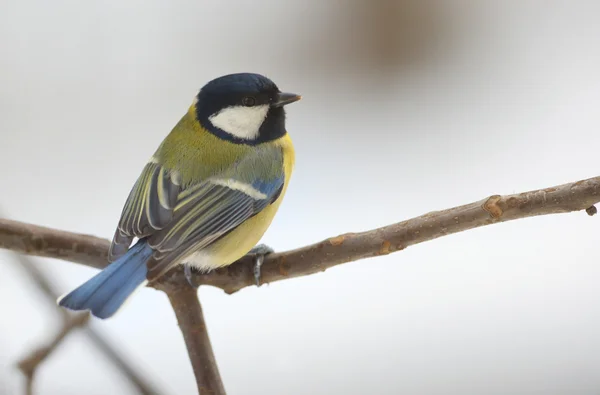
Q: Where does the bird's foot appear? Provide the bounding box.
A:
[249,244,274,287]
[184,264,198,288]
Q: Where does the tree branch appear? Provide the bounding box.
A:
[83,329,162,395]
[3,175,599,395]
[156,281,226,395]
[18,312,90,394]
[10,253,162,395]
[0,175,598,294]
[0,222,111,270]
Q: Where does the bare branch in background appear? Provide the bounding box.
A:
[1,175,598,294]
[18,313,89,395]
[10,254,162,395]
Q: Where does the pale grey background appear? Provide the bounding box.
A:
[1,1,600,394]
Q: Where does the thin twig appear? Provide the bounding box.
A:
[83,329,161,395]
[18,313,90,374]
[157,282,225,395]
[0,175,598,294]
[24,376,33,395]
[18,312,90,394]
[10,254,162,395]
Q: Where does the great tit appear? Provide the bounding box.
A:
[58,73,300,319]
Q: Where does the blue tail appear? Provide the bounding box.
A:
[58,240,153,319]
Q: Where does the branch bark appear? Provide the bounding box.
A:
[157,281,226,395]
[1,175,598,294]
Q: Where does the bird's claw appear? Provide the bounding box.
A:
[249,243,275,256]
[184,265,198,288]
[249,244,274,287]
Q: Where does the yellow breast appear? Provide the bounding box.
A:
[186,133,295,270]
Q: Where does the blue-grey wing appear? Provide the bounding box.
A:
[143,146,285,280]
[108,163,181,262]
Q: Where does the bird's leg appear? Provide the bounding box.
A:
[249,244,274,287]
[184,264,198,288]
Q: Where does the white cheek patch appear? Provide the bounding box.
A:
[208,105,269,140]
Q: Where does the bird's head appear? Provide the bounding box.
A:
[194,73,301,144]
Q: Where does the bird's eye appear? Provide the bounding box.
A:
[242,96,256,107]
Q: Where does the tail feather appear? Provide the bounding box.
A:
[58,240,152,319]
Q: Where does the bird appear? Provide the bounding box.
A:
[57,72,300,319]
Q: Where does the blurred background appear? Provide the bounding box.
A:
[1,0,600,394]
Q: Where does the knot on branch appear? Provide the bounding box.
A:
[586,205,597,216]
[483,195,503,219]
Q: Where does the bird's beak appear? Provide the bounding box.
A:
[272,92,302,107]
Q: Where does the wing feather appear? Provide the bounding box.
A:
[145,187,257,279]
[108,144,286,280]
[108,162,181,262]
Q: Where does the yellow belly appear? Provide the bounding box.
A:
[185,134,295,270]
